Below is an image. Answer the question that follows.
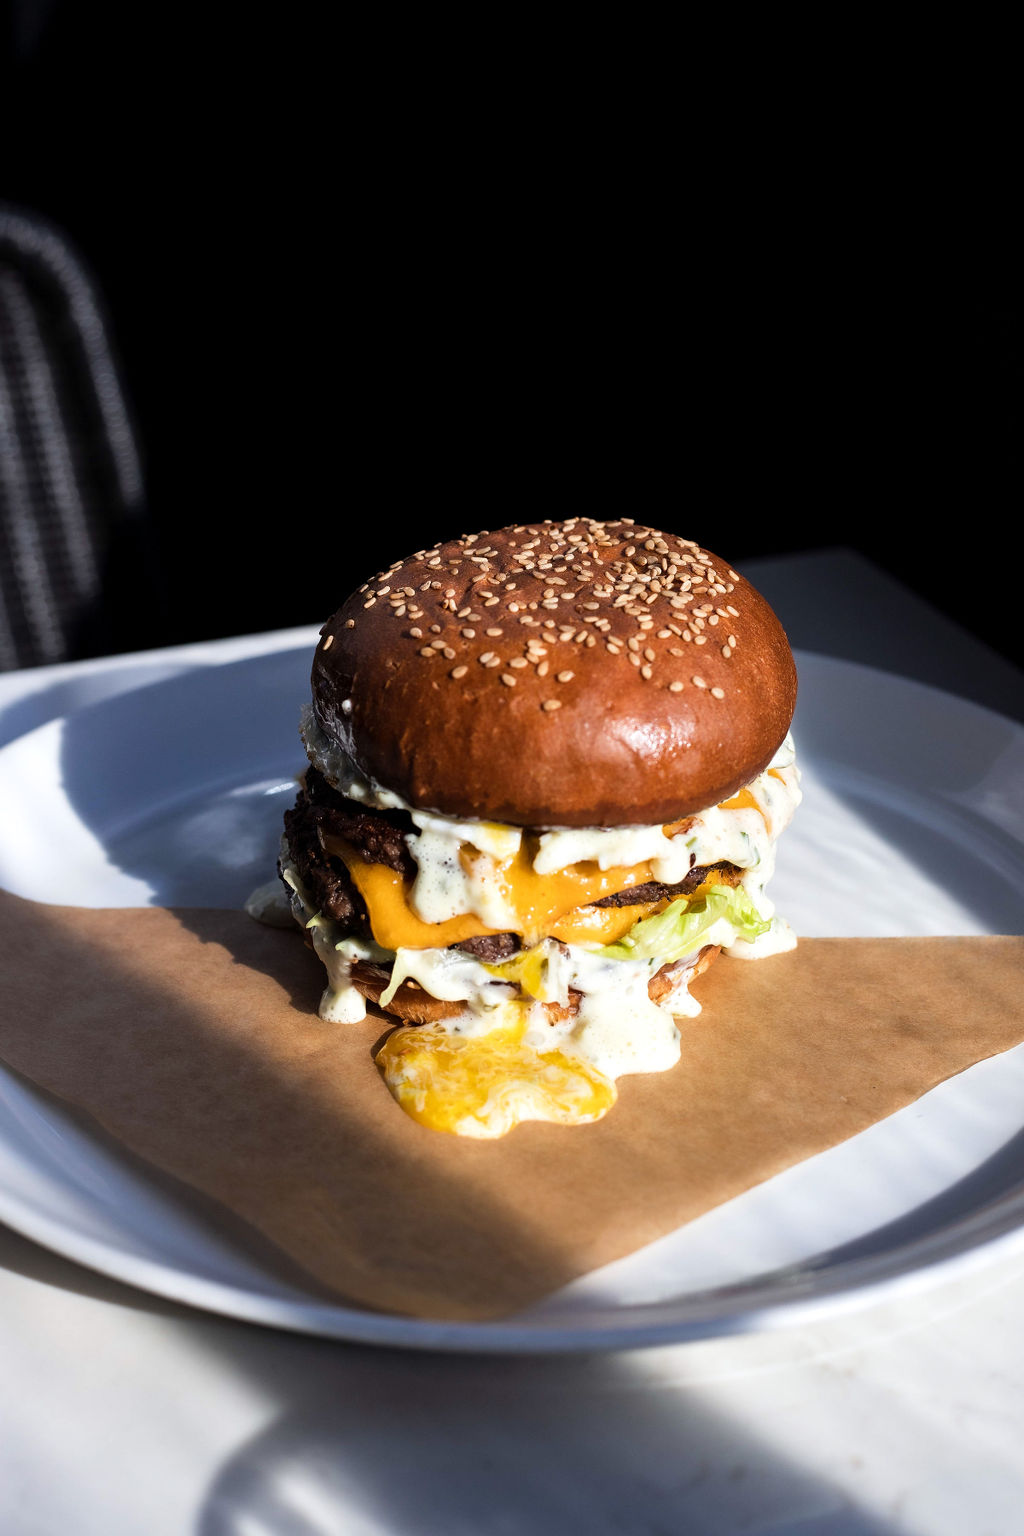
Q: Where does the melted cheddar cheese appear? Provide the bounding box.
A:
[322,832,669,950]
[376,1013,617,1137]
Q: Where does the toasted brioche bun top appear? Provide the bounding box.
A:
[310,518,797,827]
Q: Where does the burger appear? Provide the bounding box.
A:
[270,518,800,1137]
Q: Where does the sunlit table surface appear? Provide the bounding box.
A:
[2,548,1023,1536]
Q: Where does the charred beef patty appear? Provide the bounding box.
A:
[282,768,742,958]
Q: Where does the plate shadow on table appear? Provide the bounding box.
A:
[190,1335,901,1536]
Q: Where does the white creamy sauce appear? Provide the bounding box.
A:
[276,859,388,1024]
[405,812,521,929]
[533,823,691,879]
[561,978,682,1081]
[379,947,515,1011]
[243,878,296,928]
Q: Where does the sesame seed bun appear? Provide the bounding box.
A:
[310,519,797,828]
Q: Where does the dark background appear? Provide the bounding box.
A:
[3,3,1020,671]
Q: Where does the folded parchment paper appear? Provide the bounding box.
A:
[1,890,1021,1320]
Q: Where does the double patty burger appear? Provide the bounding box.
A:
[274,518,801,1137]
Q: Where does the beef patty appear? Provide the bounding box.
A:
[281,768,741,958]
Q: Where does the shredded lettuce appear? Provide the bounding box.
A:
[597,884,770,962]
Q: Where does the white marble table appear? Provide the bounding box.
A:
[2,549,1023,1536]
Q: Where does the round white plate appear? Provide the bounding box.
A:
[0,646,1023,1352]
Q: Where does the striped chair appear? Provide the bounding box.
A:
[0,205,148,670]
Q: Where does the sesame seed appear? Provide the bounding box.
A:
[450,665,468,678]
[345,619,355,628]
[509,656,528,668]
[461,628,476,639]
[669,680,684,692]
[643,647,656,662]
[711,687,725,699]
[692,675,707,688]
[728,634,737,646]
[363,598,376,608]
[486,627,503,637]
[556,670,574,682]
[722,645,732,658]
[542,699,562,711]
[419,647,435,658]
[322,634,334,650]
[501,673,516,687]
[484,655,501,668]
[641,664,653,680]
[537,660,550,677]
[479,651,495,664]
[443,647,456,660]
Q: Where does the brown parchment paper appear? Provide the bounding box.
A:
[1,888,1022,1320]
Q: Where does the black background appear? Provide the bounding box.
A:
[3,4,1020,670]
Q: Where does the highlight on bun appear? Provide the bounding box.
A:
[311,519,796,827]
